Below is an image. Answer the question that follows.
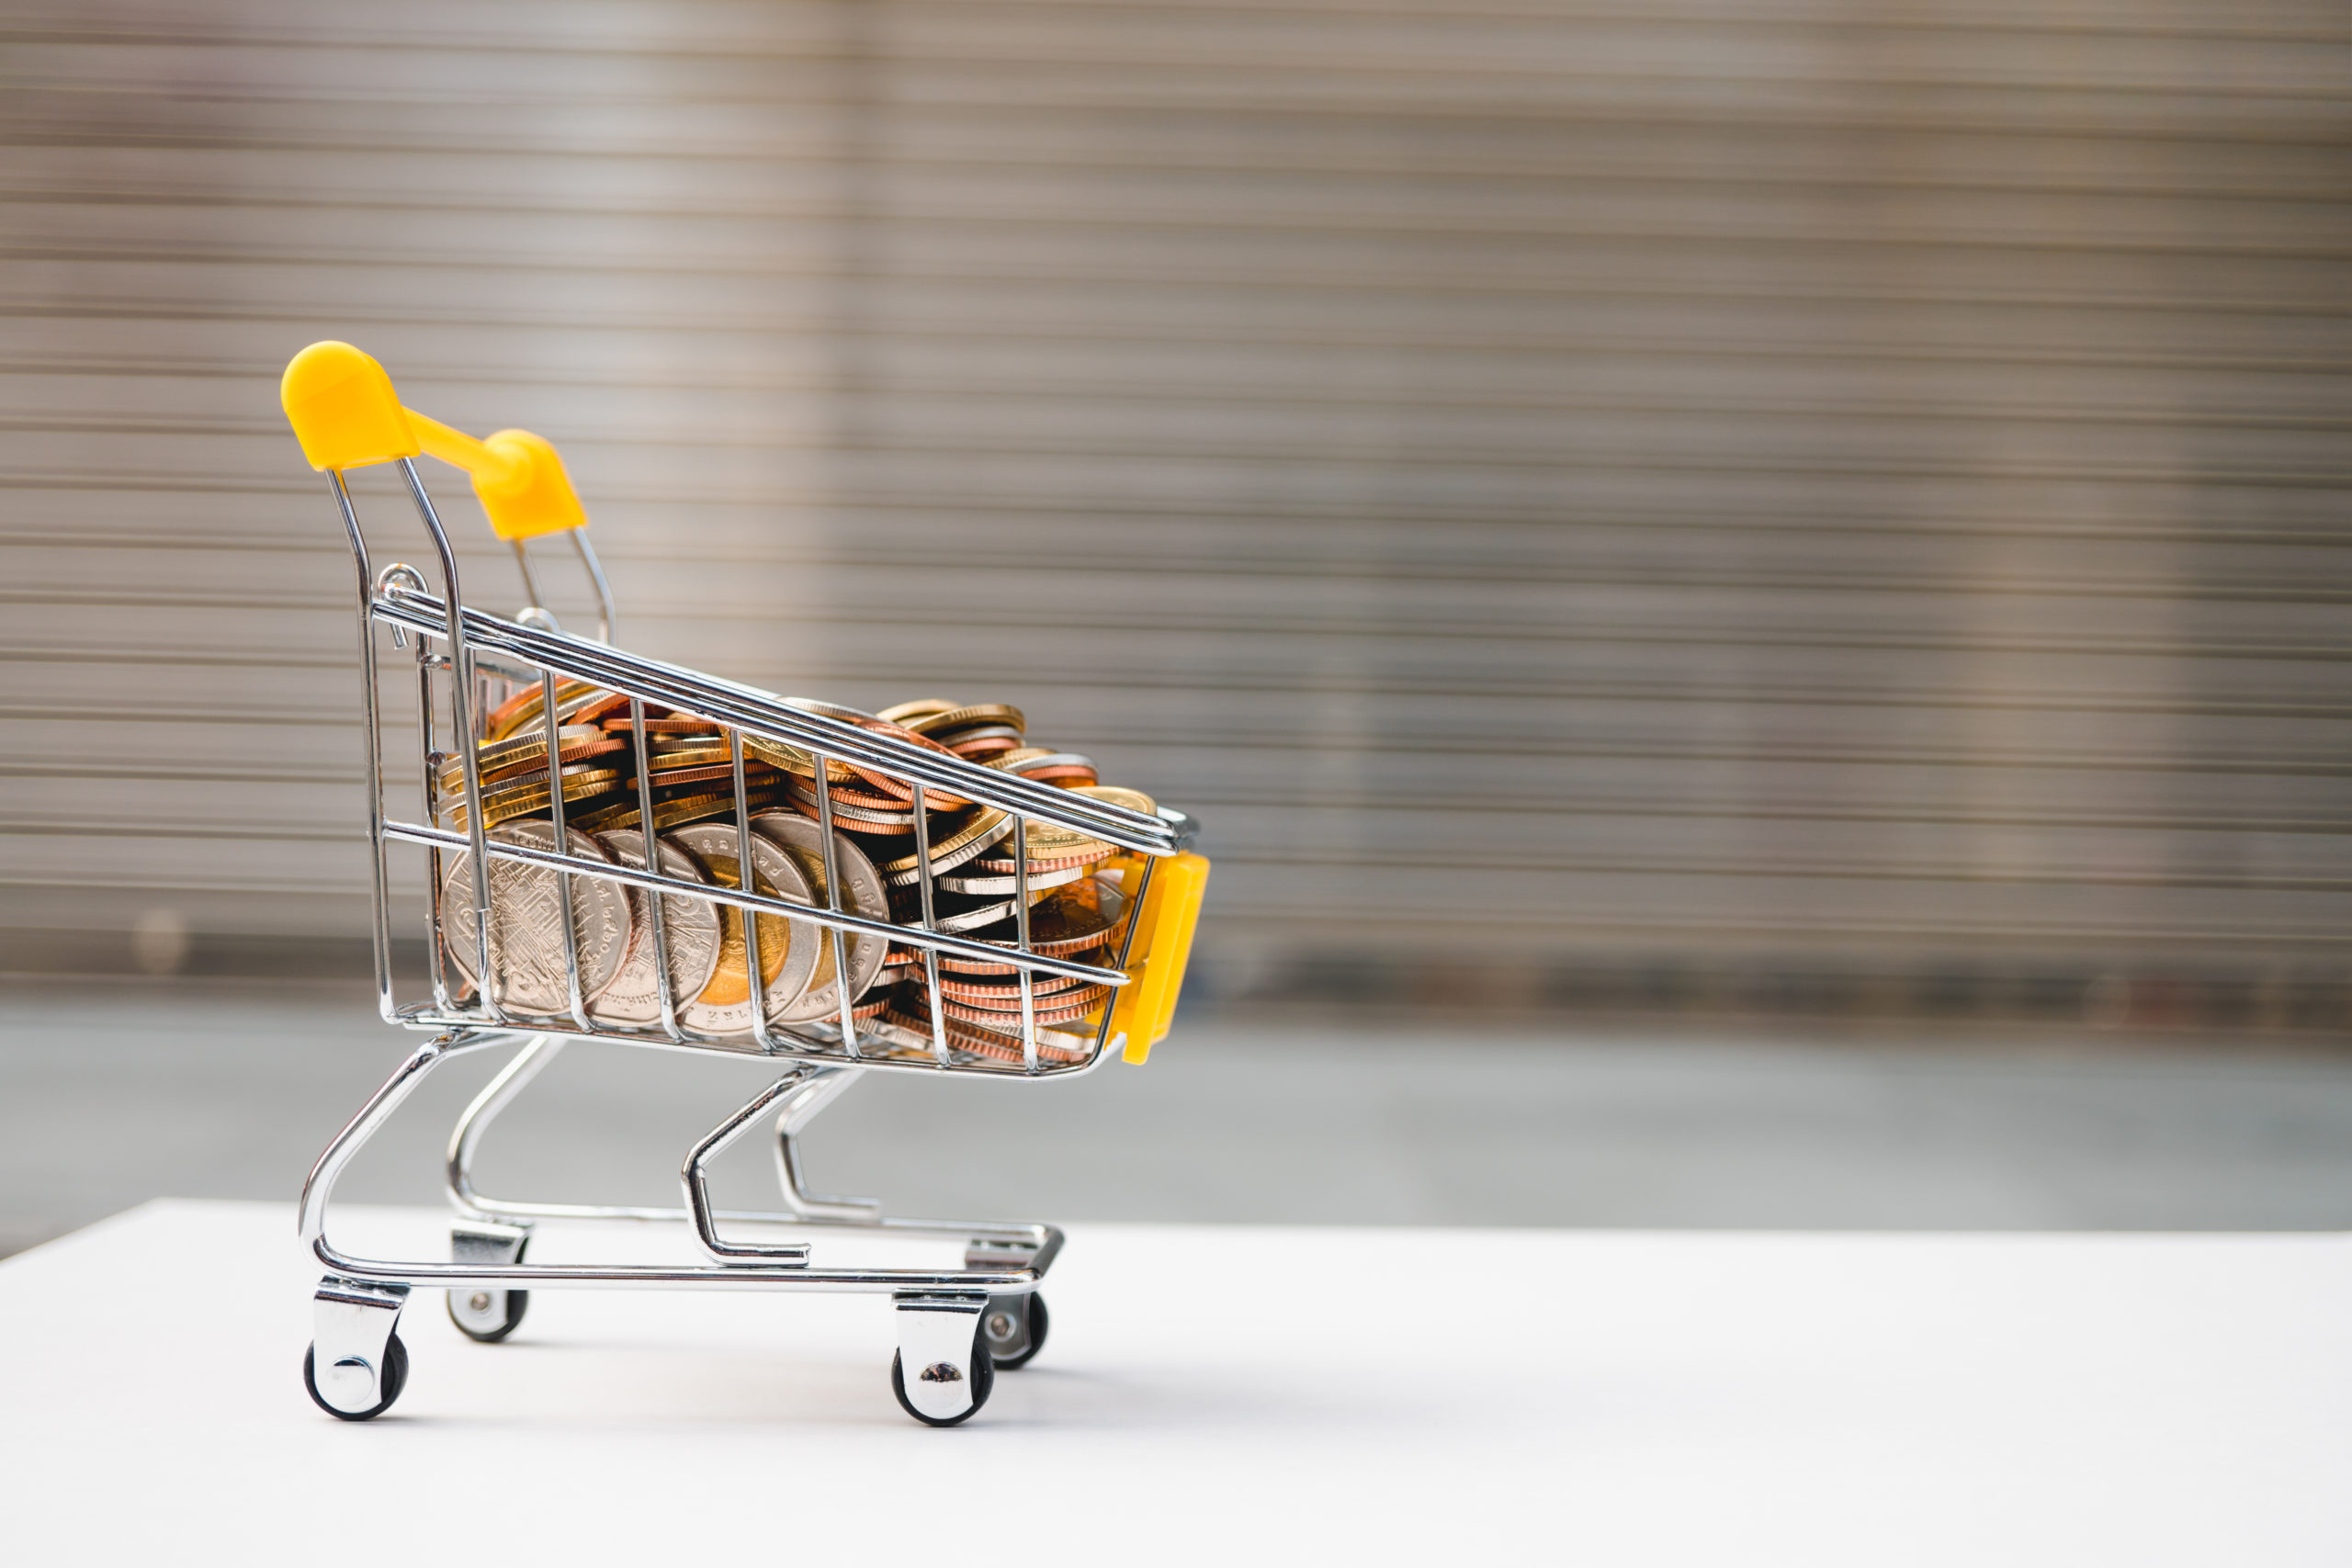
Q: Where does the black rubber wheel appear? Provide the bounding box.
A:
[447,1231,531,1343]
[985,1293,1049,1371]
[302,1333,409,1421]
[889,1329,996,1427]
[448,1285,529,1343]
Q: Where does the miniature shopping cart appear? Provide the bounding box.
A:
[280,342,1208,1426]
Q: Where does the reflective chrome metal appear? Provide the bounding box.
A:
[538,668,594,1032]
[293,458,1183,1423]
[894,1293,989,1423]
[447,1220,530,1337]
[329,472,396,1023]
[310,1277,408,1416]
[770,1067,881,1223]
[682,1070,819,1263]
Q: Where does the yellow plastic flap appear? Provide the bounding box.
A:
[280,343,588,538]
[410,413,587,539]
[280,341,419,472]
[1108,852,1209,1065]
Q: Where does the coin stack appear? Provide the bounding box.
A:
[432,684,1152,1063]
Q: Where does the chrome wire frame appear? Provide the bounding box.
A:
[308,459,1182,1301]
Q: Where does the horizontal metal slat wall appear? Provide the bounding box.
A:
[2,0,2347,1025]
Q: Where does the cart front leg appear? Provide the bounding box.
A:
[891,1292,994,1427]
[306,1279,412,1420]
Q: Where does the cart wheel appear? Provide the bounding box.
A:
[890,1330,995,1427]
[303,1333,409,1421]
[448,1285,529,1343]
[983,1293,1049,1371]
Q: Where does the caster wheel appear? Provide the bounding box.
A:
[983,1293,1049,1371]
[449,1285,528,1343]
[447,1233,530,1343]
[890,1329,995,1427]
[303,1333,409,1421]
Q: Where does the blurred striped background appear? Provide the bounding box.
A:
[2,0,2347,1032]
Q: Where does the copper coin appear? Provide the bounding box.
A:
[842,715,967,809]
[567,691,637,728]
[938,971,1113,1006]
[878,1004,1092,1065]
[969,845,1115,875]
[781,777,918,829]
[1014,762,1099,785]
[939,990,1102,1027]
[780,773,915,813]
[605,715,721,736]
[947,735,1023,761]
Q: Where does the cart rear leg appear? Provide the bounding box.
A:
[306,1278,412,1420]
[447,1219,532,1341]
[981,1292,1048,1370]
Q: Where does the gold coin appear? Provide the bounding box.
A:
[571,788,779,835]
[438,727,611,794]
[876,697,963,725]
[482,680,603,742]
[616,742,740,771]
[1069,784,1156,817]
[881,1001,1093,1064]
[666,821,820,1036]
[903,703,1024,738]
[447,765,627,830]
[876,807,1015,886]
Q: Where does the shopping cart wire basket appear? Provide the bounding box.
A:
[279,341,1209,1425]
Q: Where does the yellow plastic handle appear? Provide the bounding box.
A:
[1106,852,1209,1064]
[280,341,587,539]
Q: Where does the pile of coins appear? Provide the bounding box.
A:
[431,685,1154,1063]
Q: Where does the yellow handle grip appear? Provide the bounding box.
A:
[280,341,587,539]
[1106,852,1209,1064]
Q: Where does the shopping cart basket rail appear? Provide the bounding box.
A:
[278,339,1208,1427]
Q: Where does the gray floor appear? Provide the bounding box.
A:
[5,978,2351,1258]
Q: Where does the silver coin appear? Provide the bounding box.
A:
[440,820,633,1016]
[877,807,1016,887]
[665,821,820,1038]
[933,861,1091,897]
[586,829,724,1029]
[748,812,891,1021]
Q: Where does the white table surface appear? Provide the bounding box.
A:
[1,1200,2346,1564]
